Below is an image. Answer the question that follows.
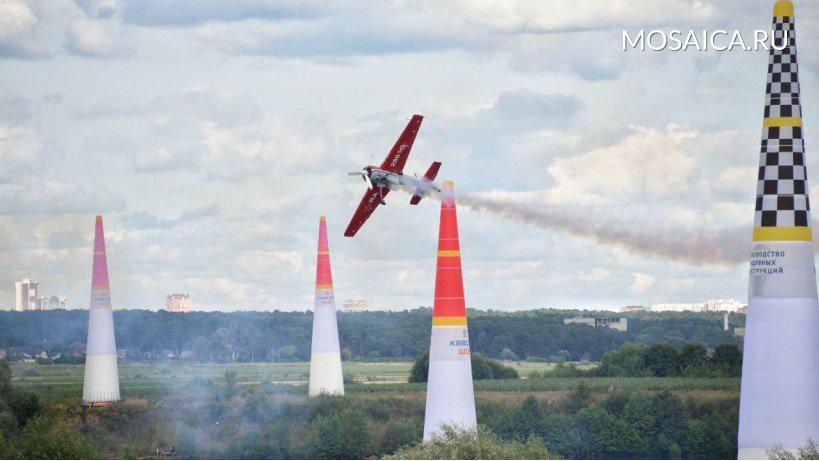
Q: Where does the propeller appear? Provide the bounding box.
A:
[347,168,374,190]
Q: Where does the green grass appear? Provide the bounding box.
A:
[11,361,738,400]
[11,360,569,388]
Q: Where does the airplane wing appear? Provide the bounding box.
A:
[344,187,391,237]
[379,114,423,174]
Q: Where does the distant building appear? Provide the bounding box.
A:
[724,312,730,331]
[166,294,191,313]
[38,295,66,310]
[342,299,367,312]
[15,278,40,311]
[734,327,745,338]
[737,306,748,314]
[622,305,648,312]
[563,316,628,332]
[651,299,746,313]
[13,279,66,311]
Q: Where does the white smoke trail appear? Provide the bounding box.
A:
[406,187,751,267]
[455,192,750,266]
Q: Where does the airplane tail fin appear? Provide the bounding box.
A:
[410,161,442,205]
[423,161,442,181]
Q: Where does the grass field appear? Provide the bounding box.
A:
[10,360,578,387]
[10,360,738,400]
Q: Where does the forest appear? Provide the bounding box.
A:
[0,308,741,363]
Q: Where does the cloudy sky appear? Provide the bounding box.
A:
[2,0,818,311]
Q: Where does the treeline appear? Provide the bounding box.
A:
[535,342,743,379]
[5,365,738,459]
[481,385,737,459]
[0,308,742,363]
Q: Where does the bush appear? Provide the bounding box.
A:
[408,352,518,383]
[408,352,430,383]
[0,416,98,459]
[646,343,681,377]
[0,360,11,395]
[7,389,39,426]
[593,342,742,378]
[0,410,18,438]
[387,426,554,460]
[380,419,423,454]
[540,362,588,378]
[767,437,819,460]
[500,348,519,361]
[300,407,374,459]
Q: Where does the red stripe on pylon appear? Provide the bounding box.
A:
[91,215,110,288]
[316,216,333,288]
[433,181,466,319]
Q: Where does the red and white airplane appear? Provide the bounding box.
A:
[344,114,442,237]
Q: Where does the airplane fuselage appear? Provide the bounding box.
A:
[367,167,441,196]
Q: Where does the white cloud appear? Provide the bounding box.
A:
[450,0,715,33]
[65,18,123,58]
[0,124,40,182]
[545,124,700,205]
[0,122,125,215]
[0,178,125,215]
[629,272,654,294]
[200,114,329,181]
[132,147,195,172]
[0,0,46,58]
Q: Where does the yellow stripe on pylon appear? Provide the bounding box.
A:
[317,251,329,255]
[753,226,813,242]
[774,0,794,17]
[763,117,802,127]
[315,284,334,290]
[432,316,467,326]
[438,250,460,257]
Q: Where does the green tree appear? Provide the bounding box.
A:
[8,389,39,426]
[679,343,708,369]
[0,416,97,459]
[500,348,519,361]
[576,404,638,458]
[711,344,742,376]
[0,411,18,438]
[645,342,681,377]
[223,370,239,399]
[767,437,819,459]
[568,380,591,412]
[301,408,373,459]
[597,343,648,376]
[556,349,571,363]
[387,427,554,460]
[278,345,299,362]
[408,352,517,382]
[380,419,422,454]
[0,360,11,396]
[408,352,429,383]
[514,397,544,439]
[340,348,353,361]
[650,391,688,456]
